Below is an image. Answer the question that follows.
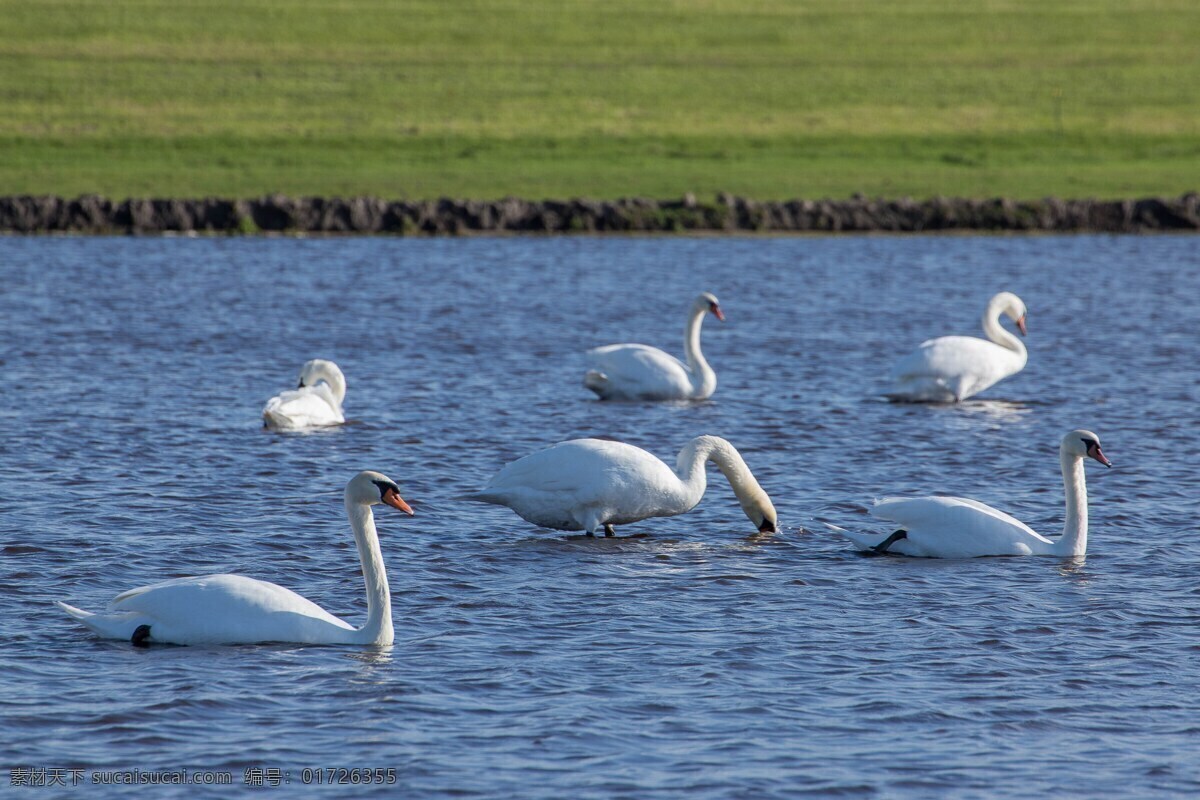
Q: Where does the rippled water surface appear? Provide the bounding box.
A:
[2,234,1198,797]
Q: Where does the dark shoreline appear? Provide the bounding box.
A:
[2,193,1197,235]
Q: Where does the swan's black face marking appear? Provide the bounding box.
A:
[1081,438,1112,468]
[604,524,616,537]
[759,518,777,533]
[371,479,402,502]
[297,380,305,389]
[131,624,152,647]
[872,529,908,554]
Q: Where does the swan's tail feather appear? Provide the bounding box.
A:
[262,408,296,430]
[55,601,92,621]
[821,522,888,552]
[583,370,609,398]
[55,601,143,640]
[456,490,509,506]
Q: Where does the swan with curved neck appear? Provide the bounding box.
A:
[263,359,347,429]
[57,471,413,646]
[584,293,724,401]
[463,435,776,536]
[886,292,1028,403]
[834,430,1111,558]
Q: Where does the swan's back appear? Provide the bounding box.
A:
[482,438,675,497]
[870,496,1051,557]
[585,344,693,400]
[889,336,1023,401]
[263,384,343,429]
[466,438,686,530]
[103,574,353,645]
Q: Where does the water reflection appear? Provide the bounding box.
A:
[345,645,394,676]
[1056,556,1091,586]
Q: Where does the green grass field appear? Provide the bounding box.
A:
[2,1,1198,199]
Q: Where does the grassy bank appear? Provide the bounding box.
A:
[2,1,1198,199]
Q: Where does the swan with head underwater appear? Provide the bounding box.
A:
[886,291,1028,403]
[262,359,346,429]
[584,292,725,401]
[832,430,1111,558]
[463,435,777,536]
[56,471,414,646]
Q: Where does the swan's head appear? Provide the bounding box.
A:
[748,496,777,534]
[693,292,725,322]
[297,359,342,389]
[1062,430,1112,468]
[992,292,1027,336]
[736,489,777,533]
[346,470,415,514]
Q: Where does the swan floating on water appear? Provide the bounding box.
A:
[262,359,346,429]
[584,292,724,401]
[462,435,777,536]
[886,292,1028,403]
[833,430,1111,558]
[57,471,414,646]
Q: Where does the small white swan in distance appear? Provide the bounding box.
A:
[57,471,414,646]
[584,292,725,401]
[463,435,777,536]
[886,292,1028,403]
[833,430,1111,558]
[262,359,346,429]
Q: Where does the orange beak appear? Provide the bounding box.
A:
[711,303,726,322]
[1015,315,1027,336]
[1087,443,1112,468]
[382,487,415,515]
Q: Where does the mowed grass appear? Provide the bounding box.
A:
[1,0,1198,199]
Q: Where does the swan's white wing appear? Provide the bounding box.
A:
[867,496,1051,557]
[67,574,354,645]
[585,344,694,400]
[887,336,1020,401]
[263,384,343,429]
[465,438,688,531]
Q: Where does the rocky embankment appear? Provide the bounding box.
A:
[1,193,1197,235]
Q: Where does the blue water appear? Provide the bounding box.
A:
[1,234,1197,797]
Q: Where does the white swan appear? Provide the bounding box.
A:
[262,359,346,429]
[463,435,777,536]
[886,292,1028,402]
[584,292,724,401]
[834,430,1111,558]
[56,471,414,646]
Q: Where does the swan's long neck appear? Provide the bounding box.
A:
[981,299,1027,364]
[346,500,393,645]
[674,438,713,508]
[683,306,716,395]
[1055,450,1089,557]
[675,436,771,521]
[323,368,347,405]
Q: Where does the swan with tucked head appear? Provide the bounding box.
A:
[584,292,725,401]
[886,291,1028,403]
[463,435,777,536]
[263,359,347,429]
[57,471,414,646]
[833,430,1111,558]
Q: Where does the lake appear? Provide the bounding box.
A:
[1,233,1197,797]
